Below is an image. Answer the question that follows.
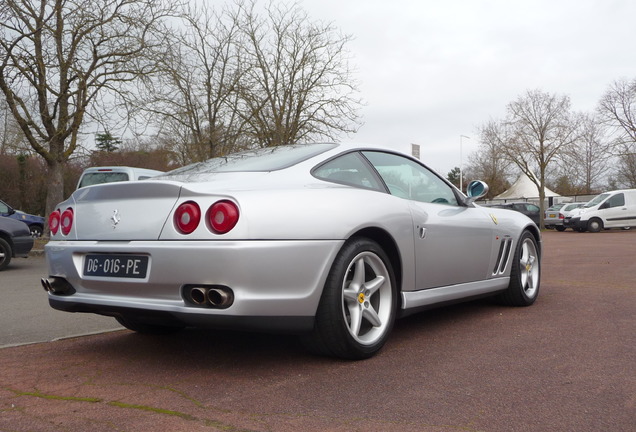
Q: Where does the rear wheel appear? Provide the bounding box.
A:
[303,238,397,359]
[0,238,12,271]
[555,226,566,232]
[495,231,540,306]
[587,218,603,233]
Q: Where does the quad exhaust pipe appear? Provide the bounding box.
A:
[186,286,234,309]
[41,277,75,295]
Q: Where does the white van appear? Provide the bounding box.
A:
[77,166,164,190]
[567,189,636,232]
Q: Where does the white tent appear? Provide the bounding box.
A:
[494,173,560,200]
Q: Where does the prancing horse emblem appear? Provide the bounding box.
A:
[111,209,121,229]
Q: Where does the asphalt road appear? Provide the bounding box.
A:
[0,255,122,348]
[0,230,634,431]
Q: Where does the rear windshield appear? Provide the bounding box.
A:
[79,172,129,188]
[160,143,337,177]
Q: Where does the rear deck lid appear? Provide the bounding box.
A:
[66,181,182,240]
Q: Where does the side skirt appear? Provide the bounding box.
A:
[400,278,509,316]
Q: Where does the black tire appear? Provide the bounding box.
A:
[555,226,566,232]
[587,218,603,233]
[30,225,43,237]
[0,238,12,271]
[495,231,540,306]
[303,238,397,360]
[115,315,184,335]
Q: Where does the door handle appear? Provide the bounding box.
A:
[419,226,427,239]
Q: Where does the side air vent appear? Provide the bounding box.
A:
[493,236,513,275]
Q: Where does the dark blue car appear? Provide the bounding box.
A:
[0,216,34,270]
[0,199,46,237]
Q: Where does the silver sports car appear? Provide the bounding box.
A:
[43,143,541,359]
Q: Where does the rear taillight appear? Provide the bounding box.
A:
[174,201,201,234]
[207,200,239,234]
[559,213,564,220]
[60,208,74,235]
[49,210,61,235]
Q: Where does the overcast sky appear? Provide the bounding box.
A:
[299,0,636,175]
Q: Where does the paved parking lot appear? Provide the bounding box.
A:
[0,230,634,431]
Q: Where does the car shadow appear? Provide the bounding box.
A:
[64,298,503,368]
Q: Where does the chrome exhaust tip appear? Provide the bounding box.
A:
[41,278,52,292]
[207,288,233,309]
[190,287,208,305]
[41,277,75,295]
[184,285,234,309]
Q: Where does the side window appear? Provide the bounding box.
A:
[512,204,525,212]
[313,152,384,191]
[0,201,9,214]
[362,151,458,205]
[526,204,540,212]
[606,193,625,208]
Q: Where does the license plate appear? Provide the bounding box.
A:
[548,213,557,218]
[83,254,149,279]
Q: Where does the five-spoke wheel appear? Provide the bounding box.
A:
[304,238,397,359]
[496,231,541,306]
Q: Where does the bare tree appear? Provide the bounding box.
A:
[467,120,515,199]
[481,90,581,227]
[0,0,182,215]
[0,96,29,155]
[557,114,612,194]
[140,1,247,163]
[598,78,636,187]
[237,0,362,147]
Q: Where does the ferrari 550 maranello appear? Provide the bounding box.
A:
[43,143,541,359]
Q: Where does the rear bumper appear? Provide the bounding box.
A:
[44,239,343,331]
[544,220,563,228]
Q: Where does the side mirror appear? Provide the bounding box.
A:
[465,180,489,204]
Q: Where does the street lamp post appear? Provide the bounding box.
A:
[459,135,470,192]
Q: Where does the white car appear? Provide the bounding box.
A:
[553,202,585,231]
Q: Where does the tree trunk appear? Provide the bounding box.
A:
[45,160,65,218]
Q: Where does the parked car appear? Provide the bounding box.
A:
[482,202,541,226]
[543,203,566,229]
[0,199,46,237]
[0,216,34,271]
[43,143,541,359]
[77,166,164,189]
[567,189,636,232]
[554,202,585,231]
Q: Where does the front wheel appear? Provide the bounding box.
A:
[495,231,540,306]
[30,225,43,237]
[0,238,12,271]
[587,218,603,233]
[303,238,397,359]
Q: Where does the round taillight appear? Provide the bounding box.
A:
[174,201,201,234]
[207,200,239,234]
[49,210,61,235]
[60,208,74,236]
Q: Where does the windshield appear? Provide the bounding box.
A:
[584,193,609,208]
[160,143,337,178]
